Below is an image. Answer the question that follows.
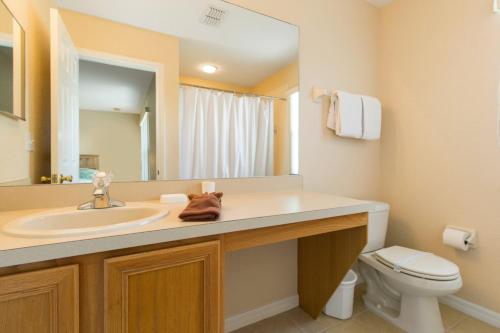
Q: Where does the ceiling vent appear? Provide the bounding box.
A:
[201,6,226,27]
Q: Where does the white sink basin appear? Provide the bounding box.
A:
[2,202,169,238]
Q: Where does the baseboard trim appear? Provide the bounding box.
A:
[439,295,500,328]
[223,293,500,331]
[224,295,299,332]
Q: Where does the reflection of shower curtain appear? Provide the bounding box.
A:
[179,86,274,179]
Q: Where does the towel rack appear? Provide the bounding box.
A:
[312,86,333,103]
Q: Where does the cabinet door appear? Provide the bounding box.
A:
[0,265,79,333]
[105,240,221,333]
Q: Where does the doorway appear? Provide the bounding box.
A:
[50,8,166,183]
[78,59,156,182]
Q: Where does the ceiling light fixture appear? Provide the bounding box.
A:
[201,64,218,74]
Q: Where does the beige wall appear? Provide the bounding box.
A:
[80,110,141,182]
[2,0,52,184]
[59,9,180,179]
[379,0,500,313]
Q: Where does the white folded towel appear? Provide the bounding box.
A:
[327,91,363,138]
[361,95,382,140]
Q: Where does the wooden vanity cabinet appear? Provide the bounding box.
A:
[0,213,366,333]
[104,240,221,333]
[0,239,221,333]
[0,265,79,333]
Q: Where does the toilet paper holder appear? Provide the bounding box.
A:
[445,225,478,248]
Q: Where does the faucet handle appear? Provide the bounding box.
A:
[79,170,123,210]
[93,171,113,188]
[93,188,105,196]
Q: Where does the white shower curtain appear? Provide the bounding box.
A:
[179,86,274,179]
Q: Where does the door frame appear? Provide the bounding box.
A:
[139,111,150,181]
[77,48,167,180]
[286,86,299,175]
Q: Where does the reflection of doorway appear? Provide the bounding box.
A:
[50,8,166,183]
[78,59,156,182]
[78,50,165,182]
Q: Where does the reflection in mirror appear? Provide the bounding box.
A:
[0,2,25,119]
[0,45,13,115]
[78,60,156,182]
[0,0,299,186]
[0,0,24,119]
[0,0,28,187]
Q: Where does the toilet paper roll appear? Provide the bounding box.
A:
[443,228,470,251]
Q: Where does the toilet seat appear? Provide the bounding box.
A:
[374,246,460,281]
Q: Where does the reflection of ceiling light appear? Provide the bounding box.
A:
[201,64,217,74]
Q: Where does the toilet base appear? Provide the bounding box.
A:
[364,293,445,333]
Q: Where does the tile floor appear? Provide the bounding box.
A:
[233,285,500,333]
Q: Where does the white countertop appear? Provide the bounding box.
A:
[0,191,375,268]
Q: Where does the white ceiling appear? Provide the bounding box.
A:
[79,60,154,114]
[364,0,393,7]
[56,0,299,87]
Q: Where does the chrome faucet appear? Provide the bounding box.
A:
[77,171,125,210]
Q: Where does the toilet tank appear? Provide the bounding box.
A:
[361,202,390,253]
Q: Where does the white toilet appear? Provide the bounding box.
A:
[358,203,462,333]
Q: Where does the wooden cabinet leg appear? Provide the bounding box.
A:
[298,225,367,318]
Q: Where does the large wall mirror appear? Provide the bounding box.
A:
[0,0,299,186]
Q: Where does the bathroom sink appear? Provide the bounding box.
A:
[2,203,169,238]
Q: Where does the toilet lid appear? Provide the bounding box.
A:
[374,246,460,281]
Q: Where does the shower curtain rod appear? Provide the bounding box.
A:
[180,83,287,101]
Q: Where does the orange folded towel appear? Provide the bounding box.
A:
[178,192,223,221]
